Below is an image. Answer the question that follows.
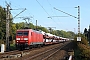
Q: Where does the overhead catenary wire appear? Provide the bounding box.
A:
[47,0,68,18]
[46,0,67,28]
[46,0,54,14]
[36,0,51,18]
[36,0,61,28]
[8,0,41,25]
[13,8,26,18]
[54,7,80,35]
[54,7,78,19]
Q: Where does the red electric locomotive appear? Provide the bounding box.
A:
[16,29,43,50]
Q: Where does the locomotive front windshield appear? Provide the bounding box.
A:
[17,31,29,36]
[23,32,28,36]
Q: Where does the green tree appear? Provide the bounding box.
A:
[87,25,90,44]
[37,26,49,33]
[74,34,90,60]
[67,31,75,38]
[28,23,35,29]
[11,23,17,40]
[59,30,68,38]
[0,6,6,40]
[84,28,88,38]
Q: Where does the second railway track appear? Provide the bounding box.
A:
[19,41,70,60]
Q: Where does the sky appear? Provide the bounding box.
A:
[0,0,90,33]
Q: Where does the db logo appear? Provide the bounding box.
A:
[21,38,23,40]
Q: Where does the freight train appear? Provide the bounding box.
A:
[15,29,69,50]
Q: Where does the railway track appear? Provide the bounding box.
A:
[0,42,64,60]
[0,48,43,59]
[25,46,61,60]
[0,50,20,58]
[0,50,26,60]
[26,42,69,60]
[18,41,70,60]
[0,41,72,60]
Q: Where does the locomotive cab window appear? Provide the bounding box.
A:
[17,31,28,36]
[17,32,23,36]
[23,31,29,36]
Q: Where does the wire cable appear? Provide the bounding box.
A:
[36,0,51,17]
[46,0,63,28]
[36,0,61,26]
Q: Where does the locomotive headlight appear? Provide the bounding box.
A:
[24,38,28,40]
[17,38,20,40]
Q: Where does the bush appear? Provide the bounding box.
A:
[10,44,16,51]
[74,34,90,60]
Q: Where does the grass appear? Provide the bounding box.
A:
[10,44,16,51]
